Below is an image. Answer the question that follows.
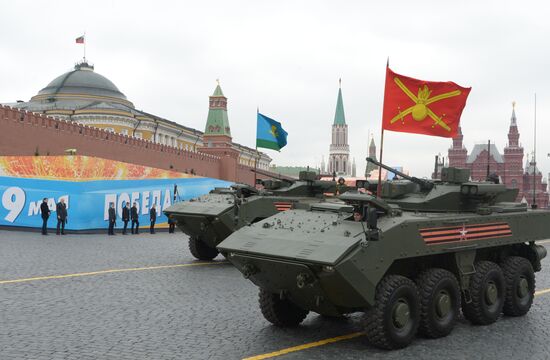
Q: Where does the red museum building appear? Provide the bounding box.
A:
[448,104,548,208]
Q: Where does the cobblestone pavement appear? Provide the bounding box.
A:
[1,230,549,360]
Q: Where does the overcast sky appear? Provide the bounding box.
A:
[1,0,549,178]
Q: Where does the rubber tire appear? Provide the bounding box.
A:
[188,236,219,260]
[462,261,505,325]
[501,256,535,316]
[259,288,309,327]
[364,275,420,350]
[416,268,460,338]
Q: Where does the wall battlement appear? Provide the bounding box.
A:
[0,105,258,183]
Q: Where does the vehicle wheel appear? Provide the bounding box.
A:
[501,256,535,316]
[462,261,505,325]
[364,275,420,350]
[188,236,219,260]
[259,288,309,327]
[416,268,460,338]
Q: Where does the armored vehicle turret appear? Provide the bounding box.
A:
[218,158,549,349]
[164,171,351,260]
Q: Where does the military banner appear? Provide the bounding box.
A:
[382,67,471,137]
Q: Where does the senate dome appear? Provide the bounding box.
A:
[29,61,133,107]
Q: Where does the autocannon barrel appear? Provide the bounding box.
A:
[250,168,295,182]
[366,157,434,191]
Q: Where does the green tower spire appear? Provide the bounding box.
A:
[333,78,346,125]
[204,80,231,137]
[212,83,224,97]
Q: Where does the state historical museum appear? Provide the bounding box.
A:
[448,104,548,208]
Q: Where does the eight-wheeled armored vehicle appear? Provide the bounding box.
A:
[218,158,549,349]
[164,171,351,260]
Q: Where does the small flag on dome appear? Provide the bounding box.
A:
[75,35,85,44]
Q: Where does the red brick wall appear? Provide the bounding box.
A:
[0,105,272,185]
[523,173,549,208]
[0,106,221,177]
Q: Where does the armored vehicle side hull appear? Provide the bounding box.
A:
[218,206,549,349]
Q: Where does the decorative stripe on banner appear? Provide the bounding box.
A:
[420,222,512,245]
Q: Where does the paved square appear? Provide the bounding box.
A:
[1,230,549,360]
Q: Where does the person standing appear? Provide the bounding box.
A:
[122,202,130,235]
[40,198,51,235]
[108,203,116,235]
[131,202,139,234]
[150,204,157,234]
[168,216,176,233]
[56,198,68,235]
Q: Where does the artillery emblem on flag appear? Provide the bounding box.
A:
[391,77,462,132]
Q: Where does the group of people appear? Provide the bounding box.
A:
[107,202,143,235]
[40,199,177,235]
[40,198,67,235]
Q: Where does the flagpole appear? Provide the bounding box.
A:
[254,107,259,187]
[377,57,390,198]
[376,128,385,197]
[532,93,537,209]
[83,31,86,60]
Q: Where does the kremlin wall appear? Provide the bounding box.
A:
[0,105,259,184]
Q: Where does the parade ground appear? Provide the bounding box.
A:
[1,230,550,360]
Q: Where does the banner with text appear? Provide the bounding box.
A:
[0,177,231,230]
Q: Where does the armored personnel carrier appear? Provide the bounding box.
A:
[218,158,549,349]
[164,171,350,260]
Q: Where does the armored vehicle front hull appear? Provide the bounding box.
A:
[164,173,346,260]
[165,192,338,260]
[219,205,549,349]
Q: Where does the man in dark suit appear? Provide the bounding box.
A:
[108,203,116,235]
[122,202,130,235]
[150,204,157,234]
[131,202,139,234]
[168,216,176,233]
[40,198,51,235]
[56,198,68,235]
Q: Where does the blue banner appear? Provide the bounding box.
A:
[0,177,231,230]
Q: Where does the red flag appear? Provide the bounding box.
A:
[382,67,471,138]
[75,36,85,44]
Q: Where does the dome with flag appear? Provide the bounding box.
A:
[29,60,133,107]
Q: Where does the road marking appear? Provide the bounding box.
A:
[243,287,550,360]
[242,332,363,360]
[535,288,550,296]
[0,261,227,285]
